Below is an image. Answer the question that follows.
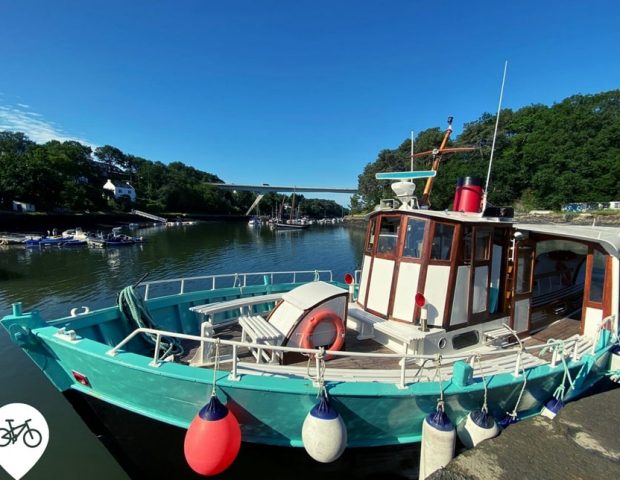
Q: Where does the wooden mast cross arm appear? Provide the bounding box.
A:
[419,118,476,206]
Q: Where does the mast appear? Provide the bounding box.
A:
[420,117,454,206]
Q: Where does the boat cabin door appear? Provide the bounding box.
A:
[509,237,534,333]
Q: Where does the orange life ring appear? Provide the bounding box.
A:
[300,309,345,360]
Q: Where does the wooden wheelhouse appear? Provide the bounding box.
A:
[355,208,618,355]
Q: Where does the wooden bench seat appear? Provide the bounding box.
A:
[238,314,284,363]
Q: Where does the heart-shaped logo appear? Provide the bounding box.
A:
[0,403,49,480]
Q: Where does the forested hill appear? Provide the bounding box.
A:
[353,90,620,212]
[0,133,345,217]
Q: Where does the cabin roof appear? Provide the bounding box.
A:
[516,223,620,257]
[368,208,514,224]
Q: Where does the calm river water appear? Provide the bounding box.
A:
[0,221,374,480]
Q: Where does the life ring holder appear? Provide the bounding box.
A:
[300,309,345,360]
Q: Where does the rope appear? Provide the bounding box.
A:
[210,340,221,398]
[505,339,528,422]
[306,347,327,398]
[542,339,575,401]
[474,354,489,413]
[117,285,183,357]
[433,355,445,412]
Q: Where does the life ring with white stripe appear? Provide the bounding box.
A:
[300,310,345,360]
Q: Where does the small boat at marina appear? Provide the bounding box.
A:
[273,221,309,230]
[86,227,143,247]
[3,118,619,478]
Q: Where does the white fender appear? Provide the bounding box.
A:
[540,398,564,419]
[301,396,347,463]
[419,411,455,480]
[457,410,499,448]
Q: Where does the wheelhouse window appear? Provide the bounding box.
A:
[463,227,472,264]
[431,223,454,260]
[376,216,401,256]
[589,250,606,303]
[402,218,425,258]
[516,246,533,294]
[475,229,492,261]
[366,218,377,253]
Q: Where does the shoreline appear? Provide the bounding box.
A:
[0,211,249,233]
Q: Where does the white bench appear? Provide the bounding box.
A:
[348,305,433,354]
[189,293,283,324]
[239,314,285,363]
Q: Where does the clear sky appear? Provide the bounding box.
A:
[1,1,619,206]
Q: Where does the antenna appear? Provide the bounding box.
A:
[482,61,508,213]
[410,131,415,171]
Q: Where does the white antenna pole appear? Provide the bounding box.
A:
[410,130,415,171]
[482,60,508,213]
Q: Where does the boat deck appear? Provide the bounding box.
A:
[179,316,587,379]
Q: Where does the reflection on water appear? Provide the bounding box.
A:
[0,222,364,320]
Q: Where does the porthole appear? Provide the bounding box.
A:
[437,337,447,349]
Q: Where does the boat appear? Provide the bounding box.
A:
[2,117,619,478]
[86,228,141,247]
[273,221,309,230]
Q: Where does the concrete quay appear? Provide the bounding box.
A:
[429,386,620,480]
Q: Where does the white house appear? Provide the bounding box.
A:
[103,180,136,202]
[12,200,36,212]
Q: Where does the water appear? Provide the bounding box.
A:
[0,222,366,480]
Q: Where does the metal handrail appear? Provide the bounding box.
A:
[142,270,334,300]
[591,314,617,354]
[105,325,591,388]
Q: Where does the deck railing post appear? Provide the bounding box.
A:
[398,345,408,389]
[144,284,150,301]
[180,279,185,295]
[513,352,522,377]
[150,334,162,367]
[229,345,240,381]
[551,347,559,368]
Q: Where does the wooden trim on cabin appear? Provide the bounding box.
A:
[361,219,379,309]
[390,216,429,323]
[386,215,407,319]
[442,223,462,328]
[580,245,612,334]
[413,220,436,324]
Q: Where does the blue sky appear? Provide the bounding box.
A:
[1,1,619,206]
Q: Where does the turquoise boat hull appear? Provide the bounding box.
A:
[1,282,614,448]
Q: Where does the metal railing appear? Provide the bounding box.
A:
[141,270,334,300]
[104,324,595,390]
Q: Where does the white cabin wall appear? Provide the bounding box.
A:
[450,266,469,326]
[513,299,530,333]
[392,262,421,322]
[583,307,603,339]
[366,257,395,316]
[357,255,371,306]
[424,265,451,327]
[472,266,489,314]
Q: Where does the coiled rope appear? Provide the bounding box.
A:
[117,285,184,358]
